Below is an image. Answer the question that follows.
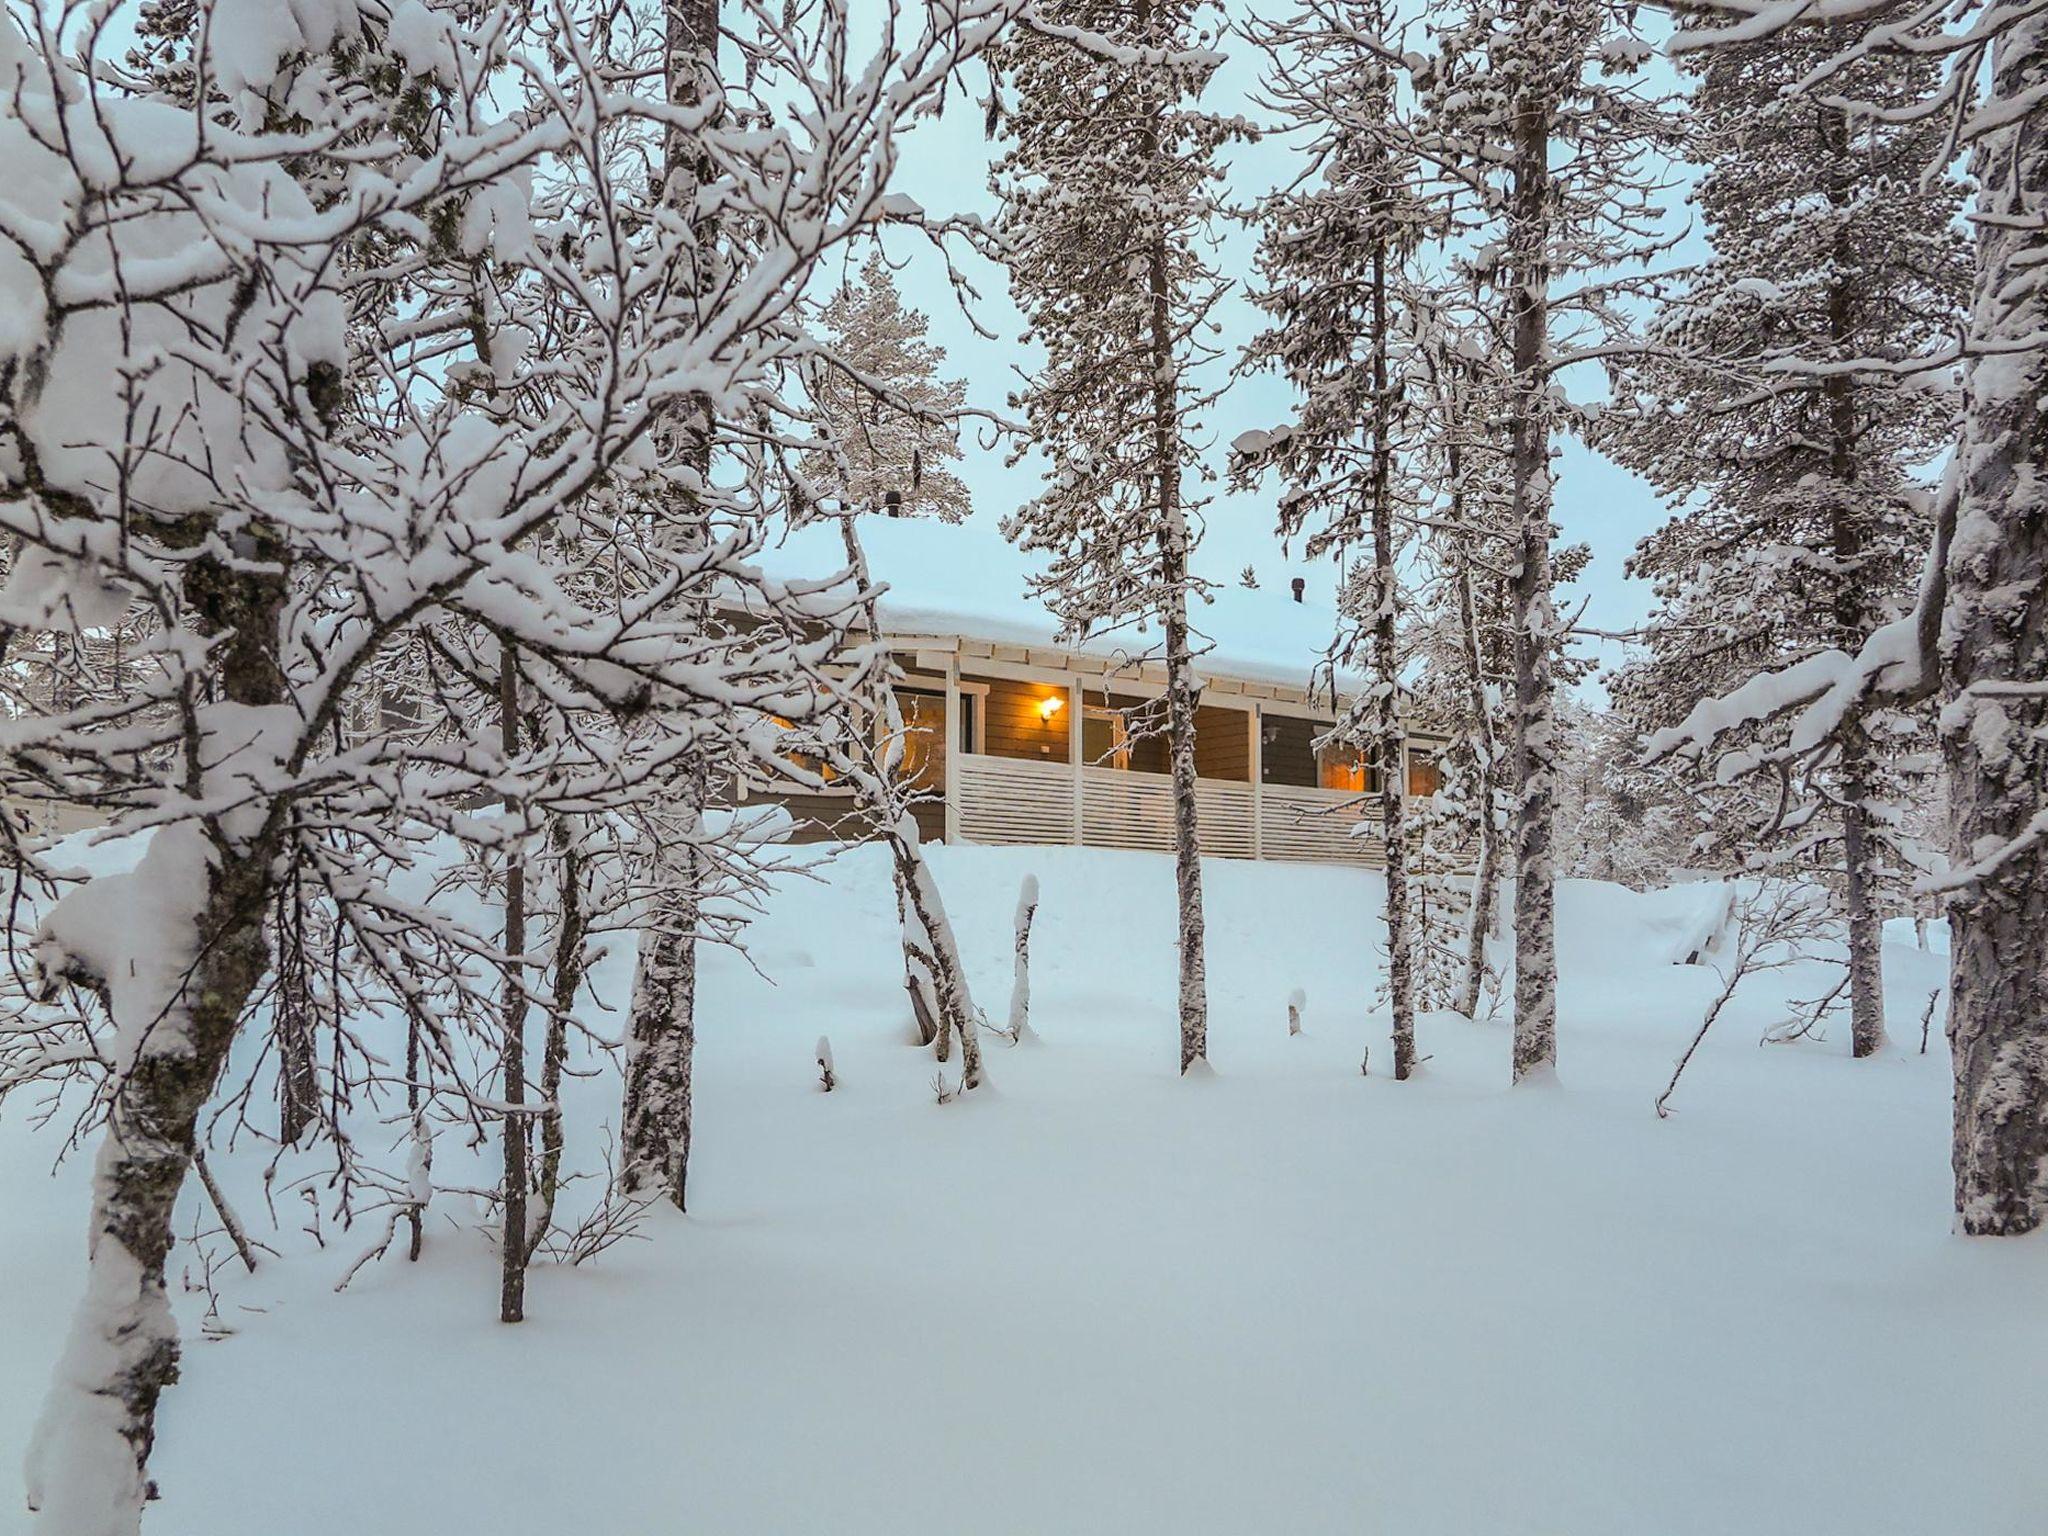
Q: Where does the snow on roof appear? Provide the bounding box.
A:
[756,510,1351,695]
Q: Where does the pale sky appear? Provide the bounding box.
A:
[867,15,1706,704]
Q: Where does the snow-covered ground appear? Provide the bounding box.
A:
[5,844,2041,1535]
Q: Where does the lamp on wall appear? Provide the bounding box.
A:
[1039,694,1065,723]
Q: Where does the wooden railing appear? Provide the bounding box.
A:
[950,753,1385,866]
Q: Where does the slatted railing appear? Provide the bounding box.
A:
[951,754,1388,866]
[1257,784,1385,867]
[952,752,1075,847]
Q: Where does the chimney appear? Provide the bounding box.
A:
[1290,576,1305,604]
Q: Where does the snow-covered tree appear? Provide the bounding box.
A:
[806,250,973,520]
[1235,0,1436,1079]
[1419,0,1681,1082]
[1603,24,1969,1059]
[0,0,1029,1520]
[1660,0,2048,1234]
[990,0,1244,1075]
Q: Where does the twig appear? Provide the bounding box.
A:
[192,1147,259,1275]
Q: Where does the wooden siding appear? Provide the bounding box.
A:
[1082,687,1169,774]
[982,675,1069,764]
[1194,703,1250,783]
[1261,713,1322,788]
[775,790,944,847]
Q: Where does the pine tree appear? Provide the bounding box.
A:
[808,251,972,520]
[1660,0,2047,1233]
[1421,0,1681,1083]
[1604,25,1969,1059]
[1236,0,1436,1078]
[990,0,1243,1075]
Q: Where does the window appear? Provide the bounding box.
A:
[891,689,947,790]
[1316,741,1383,795]
[1081,705,1132,770]
[956,692,977,757]
[769,714,836,785]
[1406,749,1442,798]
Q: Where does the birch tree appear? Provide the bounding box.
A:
[0,0,1029,1523]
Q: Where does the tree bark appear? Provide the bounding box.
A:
[1456,558,1502,1021]
[28,543,287,1531]
[1507,74,1559,1083]
[1821,100,1888,1060]
[621,866,700,1209]
[497,641,530,1322]
[1946,14,2048,1235]
[620,0,719,1208]
[1368,235,1416,1078]
[530,820,585,1253]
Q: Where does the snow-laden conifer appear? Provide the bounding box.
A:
[1603,24,1968,1060]
[989,0,1245,1075]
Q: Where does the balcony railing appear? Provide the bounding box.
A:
[950,752,1386,867]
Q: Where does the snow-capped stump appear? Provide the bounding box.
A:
[816,1037,836,1094]
[1287,987,1307,1037]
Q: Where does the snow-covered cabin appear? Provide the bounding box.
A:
[745,514,1450,867]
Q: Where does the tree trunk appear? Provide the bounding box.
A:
[28,544,287,1532]
[1456,559,1502,1021]
[26,857,275,1532]
[620,0,719,1208]
[1162,535,1210,1076]
[893,818,985,1090]
[274,871,319,1144]
[1946,15,2048,1236]
[530,820,585,1254]
[1820,101,1888,1060]
[497,642,530,1322]
[1368,236,1416,1078]
[1837,729,1888,1057]
[621,843,701,1209]
[1507,77,1559,1083]
[1008,873,1038,1043]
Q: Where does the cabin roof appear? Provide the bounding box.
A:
[754,511,1358,696]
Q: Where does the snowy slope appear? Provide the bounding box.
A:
[5,844,2041,1536]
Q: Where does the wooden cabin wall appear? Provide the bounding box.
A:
[982,676,1069,764]
[774,790,945,846]
[1193,704,1251,782]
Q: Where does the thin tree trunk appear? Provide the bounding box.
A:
[497,641,530,1322]
[1008,873,1039,1043]
[620,0,719,1208]
[529,820,585,1253]
[1947,14,2048,1236]
[1821,101,1888,1060]
[1162,535,1209,1075]
[1837,730,1888,1057]
[275,871,319,1144]
[1507,77,1559,1083]
[1125,0,1208,1077]
[1368,234,1416,1078]
[833,517,984,1087]
[1456,558,1501,1020]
